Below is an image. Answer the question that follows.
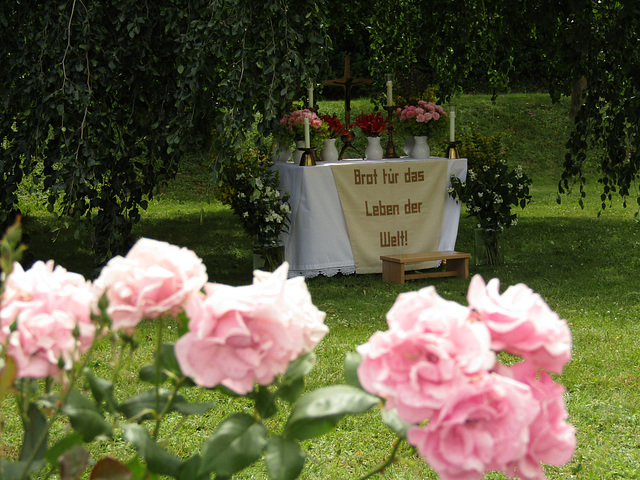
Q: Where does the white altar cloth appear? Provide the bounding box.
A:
[274,157,467,278]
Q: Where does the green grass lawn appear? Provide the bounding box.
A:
[7,93,640,479]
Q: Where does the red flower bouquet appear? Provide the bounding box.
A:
[320,114,346,138]
[355,112,389,137]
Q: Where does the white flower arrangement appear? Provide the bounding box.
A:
[216,148,290,246]
[449,132,532,231]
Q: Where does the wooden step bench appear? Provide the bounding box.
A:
[380,251,471,284]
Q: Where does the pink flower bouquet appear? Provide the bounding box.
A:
[395,100,446,137]
[1,260,96,379]
[279,109,328,147]
[357,274,575,480]
[174,264,327,394]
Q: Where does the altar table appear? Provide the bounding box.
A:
[274,157,467,278]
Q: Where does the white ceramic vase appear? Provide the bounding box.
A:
[365,136,384,160]
[403,136,414,156]
[320,138,339,162]
[411,136,430,159]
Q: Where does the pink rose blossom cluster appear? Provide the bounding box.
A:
[280,109,323,133]
[396,100,446,124]
[174,263,327,394]
[1,237,327,396]
[94,238,208,334]
[467,276,572,373]
[0,261,96,379]
[357,275,575,480]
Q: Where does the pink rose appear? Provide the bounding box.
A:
[385,286,467,330]
[252,268,328,352]
[357,329,465,422]
[1,261,96,379]
[384,287,493,367]
[94,238,207,334]
[467,275,572,373]
[174,263,327,394]
[407,374,539,480]
[357,287,494,422]
[499,362,576,479]
[387,287,496,375]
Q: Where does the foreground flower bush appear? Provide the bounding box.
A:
[0,221,574,479]
[357,276,575,480]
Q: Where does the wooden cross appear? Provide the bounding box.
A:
[323,55,372,127]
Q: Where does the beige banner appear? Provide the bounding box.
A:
[330,160,449,273]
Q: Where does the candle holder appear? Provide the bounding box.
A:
[299,147,318,166]
[338,130,362,160]
[444,140,461,159]
[383,105,397,158]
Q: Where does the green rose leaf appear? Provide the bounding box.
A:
[122,424,182,477]
[254,385,278,419]
[61,390,113,442]
[83,367,118,413]
[20,402,48,462]
[264,436,305,480]
[176,454,209,480]
[118,388,215,421]
[198,413,267,477]
[277,352,316,403]
[283,385,380,440]
[138,365,168,384]
[343,352,363,388]
[380,408,414,438]
[139,344,195,387]
[124,456,155,480]
[0,459,46,480]
[44,432,84,467]
[2,402,48,480]
[170,394,216,416]
[283,352,316,382]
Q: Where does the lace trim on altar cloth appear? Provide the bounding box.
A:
[288,265,357,279]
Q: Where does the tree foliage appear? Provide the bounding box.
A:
[2,0,639,265]
[0,1,328,262]
[549,0,640,209]
[366,0,640,209]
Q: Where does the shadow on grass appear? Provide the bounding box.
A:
[453,214,640,311]
[134,209,255,286]
[21,202,640,303]
[22,208,255,286]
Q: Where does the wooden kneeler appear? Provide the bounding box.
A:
[380,251,470,284]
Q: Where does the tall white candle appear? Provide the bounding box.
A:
[386,80,393,107]
[449,105,456,142]
[304,117,310,148]
[308,83,314,109]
